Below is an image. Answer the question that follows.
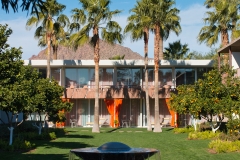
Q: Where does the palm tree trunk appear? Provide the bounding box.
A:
[92,26,100,133]
[52,35,57,60]
[221,29,229,65]
[159,34,163,60]
[53,45,58,60]
[47,33,51,79]
[144,28,151,131]
[231,21,236,42]
[221,29,229,46]
[153,24,162,132]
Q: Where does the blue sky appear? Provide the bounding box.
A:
[0,0,220,59]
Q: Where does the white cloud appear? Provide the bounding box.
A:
[1,18,41,59]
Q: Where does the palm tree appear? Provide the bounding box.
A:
[124,0,152,131]
[26,0,68,78]
[109,54,125,60]
[163,40,189,60]
[70,0,123,133]
[204,0,240,41]
[198,0,236,47]
[1,0,44,14]
[151,0,181,132]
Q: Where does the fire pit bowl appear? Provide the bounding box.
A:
[69,142,160,160]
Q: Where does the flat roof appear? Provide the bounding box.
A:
[218,37,240,53]
[24,59,214,67]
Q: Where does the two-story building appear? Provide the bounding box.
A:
[22,59,214,128]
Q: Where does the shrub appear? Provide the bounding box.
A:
[174,126,195,133]
[48,128,68,136]
[209,139,240,153]
[0,138,35,151]
[49,132,57,140]
[218,132,240,142]
[17,131,57,141]
[188,131,220,140]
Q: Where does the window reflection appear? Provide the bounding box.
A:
[143,68,172,87]
[51,68,60,85]
[65,68,113,88]
[117,68,140,86]
[100,68,113,86]
[38,68,46,78]
[197,68,212,80]
[159,68,172,87]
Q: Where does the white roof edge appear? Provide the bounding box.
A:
[24,59,214,67]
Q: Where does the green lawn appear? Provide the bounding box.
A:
[1,127,240,160]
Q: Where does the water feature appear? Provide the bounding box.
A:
[69,142,160,160]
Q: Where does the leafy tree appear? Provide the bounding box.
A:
[163,40,189,60]
[27,78,73,135]
[0,24,38,145]
[70,0,123,133]
[124,0,152,131]
[0,24,72,144]
[26,0,69,78]
[170,65,240,133]
[187,49,217,60]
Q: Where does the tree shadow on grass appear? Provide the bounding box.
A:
[2,142,94,160]
[47,141,95,149]
[63,134,94,139]
[2,153,70,160]
[106,127,122,133]
[165,128,174,131]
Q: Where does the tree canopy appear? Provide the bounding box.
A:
[170,65,240,133]
[1,0,45,14]
[0,23,72,144]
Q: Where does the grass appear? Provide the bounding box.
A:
[1,127,240,160]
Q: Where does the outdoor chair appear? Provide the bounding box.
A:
[122,115,129,128]
[70,119,76,128]
[161,117,171,127]
[99,118,109,127]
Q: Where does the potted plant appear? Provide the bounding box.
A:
[114,120,119,127]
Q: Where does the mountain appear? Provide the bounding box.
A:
[29,40,143,60]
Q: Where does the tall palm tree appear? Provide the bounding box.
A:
[198,0,234,47]
[204,0,240,41]
[70,0,123,133]
[26,0,68,78]
[163,40,189,60]
[1,0,44,14]
[124,0,153,131]
[151,0,181,132]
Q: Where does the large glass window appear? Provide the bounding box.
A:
[38,68,46,78]
[117,68,141,86]
[175,68,195,85]
[186,68,195,84]
[51,68,60,85]
[78,68,90,87]
[65,68,114,88]
[65,68,90,88]
[159,68,172,87]
[100,68,113,86]
[197,68,212,80]
[65,69,77,88]
[143,68,172,87]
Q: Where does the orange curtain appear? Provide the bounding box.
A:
[165,98,178,127]
[104,99,123,127]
